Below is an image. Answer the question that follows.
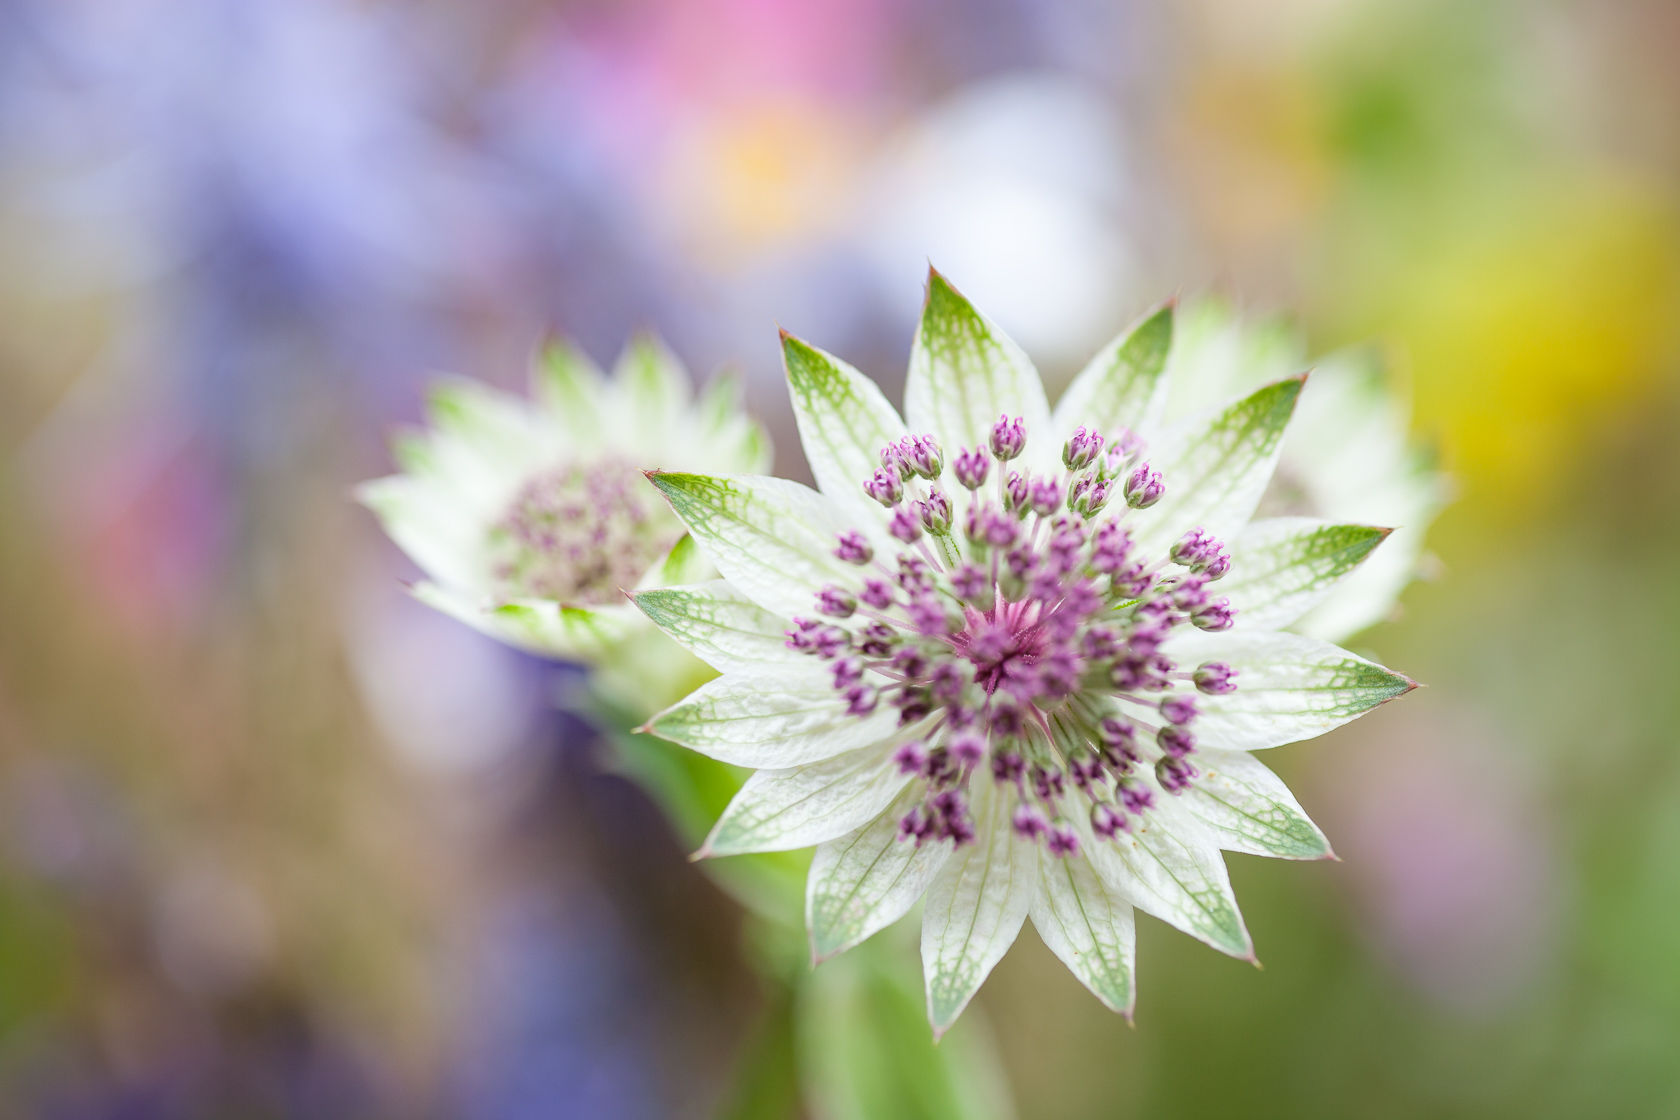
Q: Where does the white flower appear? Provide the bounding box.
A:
[1164,298,1451,641]
[357,335,771,674]
[632,270,1417,1033]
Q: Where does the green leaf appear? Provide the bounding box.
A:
[1184,748,1332,860]
[531,335,607,444]
[1129,376,1304,556]
[1222,518,1393,631]
[645,664,900,767]
[920,780,1037,1037]
[714,975,803,1120]
[1085,789,1253,959]
[1052,302,1174,442]
[904,268,1052,474]
[648,472,859,623]
[1028,839,1137,1017]
[783,333,908,540]
[1167,630,1417,750]
[807,787,954,964]
[631,580,798,672]
[701,736,918,858]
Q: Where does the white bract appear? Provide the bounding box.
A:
[357,336,771,671]
[1164,299,1450,641]
[634,270,1418,1033]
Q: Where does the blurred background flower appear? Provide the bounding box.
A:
[0,0,1678,1116]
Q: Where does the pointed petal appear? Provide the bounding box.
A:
[1222,518,1393,631]
[1184,749,1332,860]
[356,475,487,594]
[1128,376,1304,556]
[410,581,633,662]
[647,472,861,622]
[1029,844,1137,1017]
[807,787,954,963]
[424,378,553,478]
[1083,786,1252,958]
[1166,630,1417,751]
[644,664,899,767]
[695,371,775,474]
[701,728,926,857]
[613,332,692,433]
[904,269,1052,473]
[531,336,607,445]
[782,333,908,538]
[1052,302,1174,442]
[920,781,1037,1036]
[630,580,799,672]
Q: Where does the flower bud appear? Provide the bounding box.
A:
[989,414,1027,461]
[845,684,879,716]
[1046,826,1080,857]
[888,506,922,543]
[948,732,985,767]
[1191,597,1235,631]
[1124,463,1165,509]
[1002,471,1030,517]
[917,488,954,533]
[831,657,863,689]
[1068,476,1112,517]
[893,740,929,775]
[953,447,990,490]
[1091,801,1132,838]
[1117,777,1154,814]
[881,441,914,481]
[1062,425,1105,471]
[1155,755,1198,793]
[833,529,873,565]
[1170,528,1231,578]
[1157,724,1196,758]
[1159,694,1198,725]
[863,467,903,507]
[1011,803,1048,839]
[1193,661,1238,694]
[951,563,989,604]
[900,434,944,479]
[1028,476,1063,517]
[816,585,857,618]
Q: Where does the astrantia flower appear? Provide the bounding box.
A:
[633,270,1417,1032]
[1165,298,1451,641]
[357,335,770,666]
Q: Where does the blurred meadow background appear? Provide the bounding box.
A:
[2,0,1679,1116]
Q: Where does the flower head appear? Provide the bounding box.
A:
[357,334,770,667]
[633,269,1417,1033]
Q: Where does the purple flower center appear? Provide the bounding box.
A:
[800,415,1241,858]
[490,458,681,604]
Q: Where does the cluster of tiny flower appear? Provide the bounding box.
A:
[490,459,681,603]
[782,417,1242,857]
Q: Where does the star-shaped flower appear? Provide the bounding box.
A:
[633,269,1417,1033]
[358,335,770,665]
